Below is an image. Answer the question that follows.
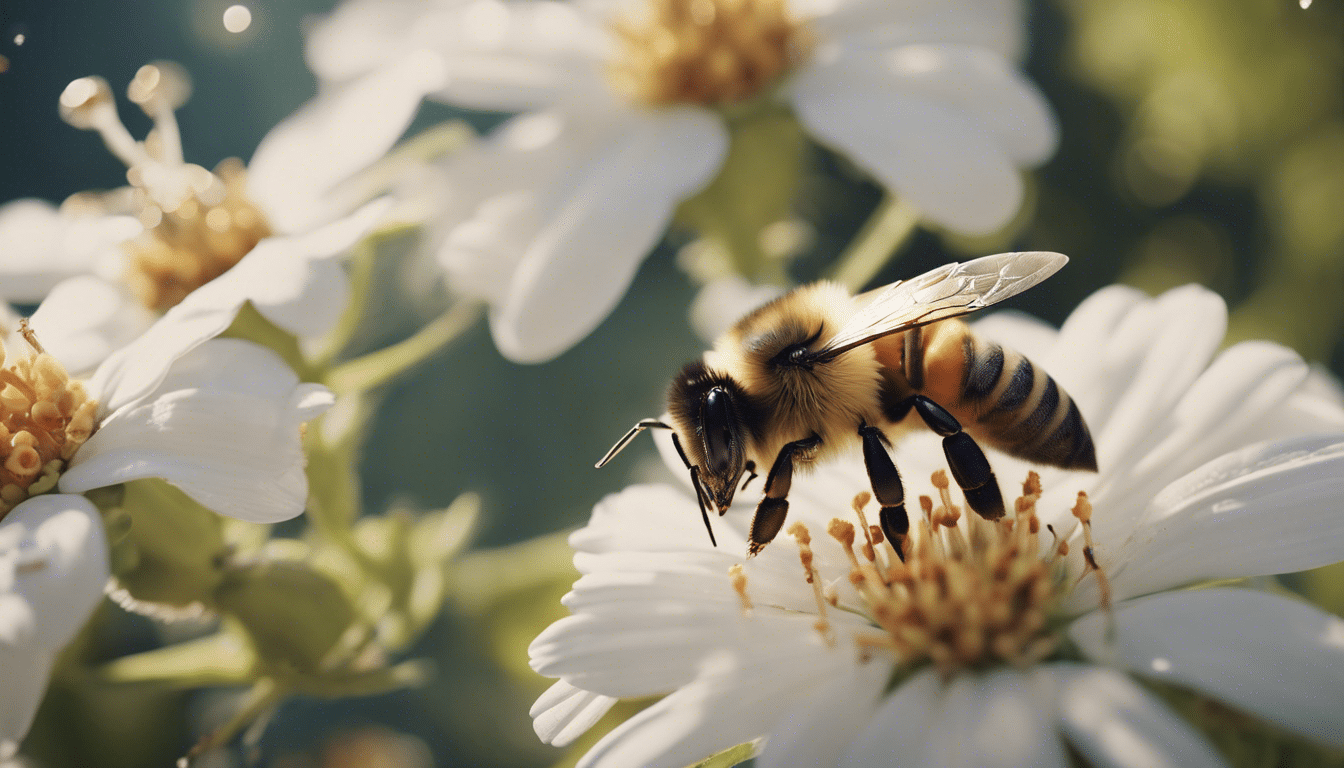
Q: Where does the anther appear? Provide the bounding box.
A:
[729,564,752,614]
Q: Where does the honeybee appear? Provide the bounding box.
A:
[598,251,1097,558]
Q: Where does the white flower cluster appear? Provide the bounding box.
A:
[3,0,1343,765]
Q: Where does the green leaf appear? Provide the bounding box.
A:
[685,741,760,768]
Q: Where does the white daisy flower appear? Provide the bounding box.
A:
[528,284,1344,767]
[307,0,1055,362]
[0,62,406,373]
[0,289,337,752]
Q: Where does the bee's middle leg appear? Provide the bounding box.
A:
[747,435,821,558]
[858,424,908,561]
[894,395,1006,521]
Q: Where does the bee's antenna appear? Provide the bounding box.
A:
[595,419,672,468]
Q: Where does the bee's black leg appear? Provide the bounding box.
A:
[904,395,1006,521]
[748,435,821,558]
[672,432,718,547]
[858,425,908,561]
[740,461,758,492]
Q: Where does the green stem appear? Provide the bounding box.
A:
[326,300,482,395]
[313,237,378,369]
[827,195,921,293]
[182,677,281,764]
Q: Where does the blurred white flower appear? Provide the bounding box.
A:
[308,0,1055,362]
[528,284,1344,767]
[0,62,404,372]
[0,287,336,752]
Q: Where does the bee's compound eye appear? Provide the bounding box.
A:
[702,387,737,475]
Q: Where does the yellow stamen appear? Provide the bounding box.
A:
[0,332,98,521]
[608,0,813,107]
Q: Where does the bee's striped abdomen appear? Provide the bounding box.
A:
[959,333,1097,471]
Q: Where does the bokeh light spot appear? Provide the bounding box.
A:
[0,54,8,73]
[222,5,252,33]
[13,33,24,45]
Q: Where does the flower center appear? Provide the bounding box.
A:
[0,323,98,521]
[775,471,1105,674]
[608,0,814,107]
[59,63,272,312]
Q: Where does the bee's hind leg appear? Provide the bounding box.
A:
[899,395,1007,521]
[747,435,821,558]
[858,424,908,561]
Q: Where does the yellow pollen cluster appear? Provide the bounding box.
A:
[609,0,813,106]
[787,472,1098,674]
[122,158,272,312]
[0,325,98,521]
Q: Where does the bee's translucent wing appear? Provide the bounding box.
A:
[818,251,1068,358]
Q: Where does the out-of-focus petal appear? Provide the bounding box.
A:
[430,0,609,111]
[810,0,1025,61]
[248,52,447,234]
[0,643,54,752]
[304,0,433,82]
[62,340,333,523]
[26,276,155,377]
[791,57,1023,235]
[445,107,726,363]
[1070,588,1344,746]
[0,200,138,304]
[1052,663,1229,768]
[87,200,385,414]
[690,278,785,343]
[530,680,617,747]
[0,494,109,647]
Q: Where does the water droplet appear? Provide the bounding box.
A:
[13,33,24,45]
[1300,0,1312,8]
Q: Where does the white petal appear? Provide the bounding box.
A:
[972,309,1059,364]
[811,0,1026,61]
[304,0,427,82]
[248,52,446,234]
[756,652,891,768]
[0,200,138,304]
[530,680,617,747]
[87,201,384,413]
[0,643,54,750]
[1089,340,1307,545]
[1070,588,1344,746]
[1093,435,1344,604]
[842,669,942,768]
[465,108,727,362]
[690,278,786,343]
[428,0,609,111]
[62,339,332,523]
[0,494,109,647]
[811,44,1055,164]
[577,641,866,768]
[791,52,1025,235]
[26,276,155,377]
[924,668,1066,768]
[1052,663,1229,768]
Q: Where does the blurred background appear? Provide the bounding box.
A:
[2,0,1343,765]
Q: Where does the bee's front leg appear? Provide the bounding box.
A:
[747,435,821,557]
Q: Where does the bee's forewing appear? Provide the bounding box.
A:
[819,251,1068,357]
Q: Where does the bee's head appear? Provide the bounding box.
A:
[667,360,755,511]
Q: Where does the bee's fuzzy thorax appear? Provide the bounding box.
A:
[707,283,885,463]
